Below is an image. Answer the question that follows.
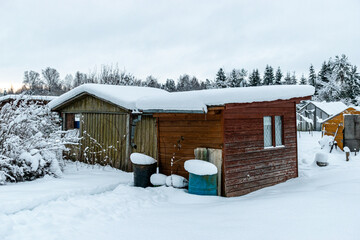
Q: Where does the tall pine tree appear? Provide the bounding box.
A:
[290,72,297,85]
[263,65,274,85]
[249,69,261,86]
[227,69,247,87]
[274,67,283,85]
[284,72,291,85]
[308,64,316,87]
[299,74,307,85]
[215,68,227,88]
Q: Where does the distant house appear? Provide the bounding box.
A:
[0,94,57,108]
[49,84,314,197]
[297,101,347,131]
[322,107,360,151]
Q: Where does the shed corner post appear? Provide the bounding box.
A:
[220,106,226,197]
[294,101,299,178]
[125,114,131,171]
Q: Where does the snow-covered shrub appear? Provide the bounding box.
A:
[0,96,79,183]
[318,135,334,149]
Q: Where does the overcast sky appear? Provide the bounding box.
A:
[0,0,359,90]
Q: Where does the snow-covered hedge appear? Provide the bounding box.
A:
[0,96,78,184]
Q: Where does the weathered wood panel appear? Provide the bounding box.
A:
[59,94,128,113]
[133,115,158,160]
[65,113,75,130]
[323,107,360,150]
[157,112,223,177]
[223,101,298,197]
[77,113,131,171]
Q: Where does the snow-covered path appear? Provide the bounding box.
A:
[1,132,360,240]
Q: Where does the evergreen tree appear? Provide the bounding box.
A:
[228,69,239,87]
[308,64,316,87]
[215,68,227,88]
[164,79,176,92]
[318,61,331,84]
[204,79,213,89]
[227,69,247,87]
[190,76,201,90]
[299,74,307,85]
[248,69,261,86]
[342,65,360,104]
[200,81,207,90]
[263,65,274,85]
[238,69,247,87]
[290,72,297,85]
[317,55,353,102]
[177,74,191,91]
[284,72,291,85]
[274,67,283,85]
[144,75,161,88]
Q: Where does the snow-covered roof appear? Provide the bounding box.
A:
[49,84,314,113]
[320,106,360,123]
[0,94,57,103]
[48,84,170,111]
[139,85,314,112]
[299,101,348,116]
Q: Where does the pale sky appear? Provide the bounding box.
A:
[0,0,359,91]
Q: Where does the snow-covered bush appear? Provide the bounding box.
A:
[318,135,334,149]
[0,96,78,183]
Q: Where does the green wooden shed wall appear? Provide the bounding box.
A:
[53,93,158,171]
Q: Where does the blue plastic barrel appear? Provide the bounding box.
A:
[188,173,217,196]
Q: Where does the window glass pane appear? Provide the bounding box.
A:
[74,113,81,129]
[275,116,282,146]
[263,116,272,147]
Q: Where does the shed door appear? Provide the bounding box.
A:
[79,113,130,171]
[343,114,360,151]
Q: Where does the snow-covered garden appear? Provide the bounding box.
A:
[0,131,359,240]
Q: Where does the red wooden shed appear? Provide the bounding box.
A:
[49,84,314,197]
[138,85,314,197]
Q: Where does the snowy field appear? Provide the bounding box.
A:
[1,132,359,240]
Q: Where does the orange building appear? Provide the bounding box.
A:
[322,107,360,151]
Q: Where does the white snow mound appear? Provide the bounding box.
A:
[165,175,188,188]
[344,146,351,153]
[315,152,328,163]
[130,153,157,165]
[184,159,218,175]
[150,173,167,186]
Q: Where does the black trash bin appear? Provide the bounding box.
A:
[133,162,157,188]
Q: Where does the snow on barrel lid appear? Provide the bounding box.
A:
[184,159,218,176]
[130,153,157,165]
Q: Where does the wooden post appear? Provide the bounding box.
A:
[346,152,350,161]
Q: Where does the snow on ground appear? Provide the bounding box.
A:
[1,132,360,240]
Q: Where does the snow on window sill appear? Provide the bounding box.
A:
[264,145,285,150]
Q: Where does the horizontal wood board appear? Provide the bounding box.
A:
[223,100,298,197]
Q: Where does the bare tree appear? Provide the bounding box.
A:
[42,67,61,94]
[23,71,43,93]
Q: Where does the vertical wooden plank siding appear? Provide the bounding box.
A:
[133,115,158,160]
[155,112,223,177]
[223,101,298,197]
[78,113,130,171]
